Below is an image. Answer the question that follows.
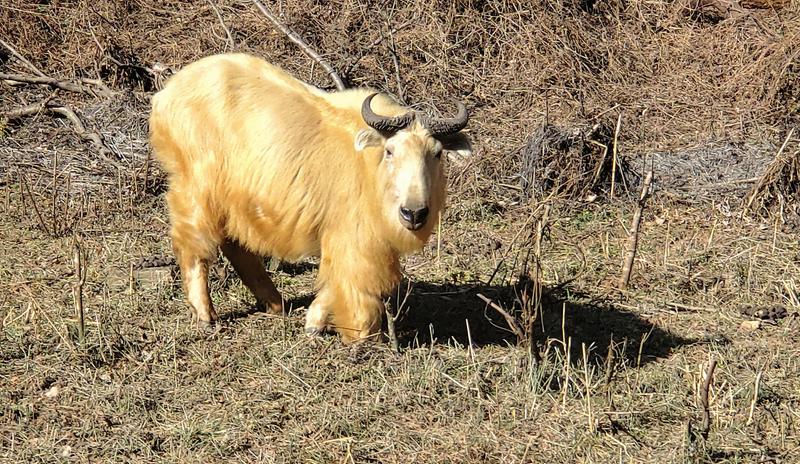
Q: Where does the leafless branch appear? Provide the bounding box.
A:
[619,170,654,289]
[477,293,525,341]
[20,174,52,236]
[386,26,405,103]
[72,243,87,343]
[0,72,112,98]
[699,358,717,440]
[252,0,345,90]
[0,38,47,77]
[344,19,415,75]
[4,101,125,170]
[206,0,235,50]
[385,300,400,353]
[385,280,412,353]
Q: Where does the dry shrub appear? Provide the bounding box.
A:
[518,122,636,200]
[745,134,800,222]
[1,0,799,195]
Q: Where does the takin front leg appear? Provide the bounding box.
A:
[220,239,284,314]
[314,243,399,343]
[304,287,332,336]
[327,282,385,344]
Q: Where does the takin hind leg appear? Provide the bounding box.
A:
[173,240,218,330]
[220,239,284,314]
[167,191,221,330]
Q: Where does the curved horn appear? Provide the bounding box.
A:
[420,99,469,136]
[361,93,415,133]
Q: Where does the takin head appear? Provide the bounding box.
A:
[354,93,472,241]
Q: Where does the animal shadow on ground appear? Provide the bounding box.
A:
[212,260,695,367]
[394,281,697,367]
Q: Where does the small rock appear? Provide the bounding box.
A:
[44,385,60,398]
[740,320,761,331]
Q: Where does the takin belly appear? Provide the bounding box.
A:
[223,195,323,262]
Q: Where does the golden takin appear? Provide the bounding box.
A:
[149,53,471,342]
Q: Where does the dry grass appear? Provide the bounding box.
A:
[2,182,799,462]
[2,0,800,462]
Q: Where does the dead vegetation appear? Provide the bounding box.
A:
[745,129,800,222]
[2,0,800,462]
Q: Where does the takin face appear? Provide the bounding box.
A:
[355,94,471,244]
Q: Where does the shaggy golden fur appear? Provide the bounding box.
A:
[149,53,470,342]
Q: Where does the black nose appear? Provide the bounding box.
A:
[399,206,430,230]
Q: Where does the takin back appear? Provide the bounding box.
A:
[149,53,471,343]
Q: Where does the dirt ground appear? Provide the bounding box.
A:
[2,1,800,463]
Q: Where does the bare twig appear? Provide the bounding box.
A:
[611,113,622,199]
[385,299,400,353]
[0,38,47,77]
[49,105,125,170]
[744,128,795,211]
[746,370,762,426]
[603,336,615,401]
[699,358,717,440]
[344,19,415,75]
[72,243,86,344]
[526,205,550,338]
[206,0,235,50]
[252,0,346,90]
[385,280,412,353]
[2,101,51,120]
[0,72,112,98]
[477,293,525,341]
[4,101,125,170]
[386,25,405,103]
[619,170,654,289]
[20,174,52,236]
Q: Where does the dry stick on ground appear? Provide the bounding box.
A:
[747,370,763,426]
[699,358,717,440]
[72,243,86,344]
[477,293,525,341]
[1,39,111,97]
[385,281,412,353]
[619,170,654,289]
[528,205,550,336]
[0,38,47,77]
[20,174,52,236]
[252,0,346,90]
[3,102,125,171]
[744,128,795,212]
[206,0,235,50]
[0,72,112,98]
[344,19,415,76]
[610,113,622,199]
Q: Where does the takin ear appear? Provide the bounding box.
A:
[438,132,473,162]
[354,128,385,151]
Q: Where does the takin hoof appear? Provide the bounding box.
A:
[196,319,221,334]
[304,326,326,338]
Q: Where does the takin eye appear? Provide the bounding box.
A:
[384,147,394,159]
